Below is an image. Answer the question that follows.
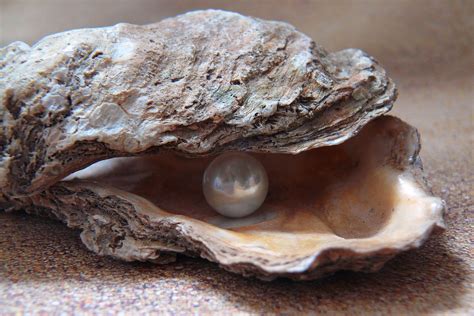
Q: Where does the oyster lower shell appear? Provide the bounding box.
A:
[13,116,444,280]
[0,10,444,280]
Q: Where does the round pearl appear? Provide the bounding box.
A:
[203,152,269,218]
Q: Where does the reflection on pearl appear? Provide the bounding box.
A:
[203,152,269,218]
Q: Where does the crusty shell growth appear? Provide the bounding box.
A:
[0,10,444,280]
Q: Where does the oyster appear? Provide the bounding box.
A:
[0,10,444,280]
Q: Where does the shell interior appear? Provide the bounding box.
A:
[58,116,444,277]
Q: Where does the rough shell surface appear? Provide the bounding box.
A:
[0,10,444,280]
[0,9,396,197]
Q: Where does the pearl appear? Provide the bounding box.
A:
[203,152,269,218]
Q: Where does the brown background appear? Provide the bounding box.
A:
[1,0,473,314]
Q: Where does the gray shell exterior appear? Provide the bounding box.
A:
[0,10,443,281]
[0,10,395,197]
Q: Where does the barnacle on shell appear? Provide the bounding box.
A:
[0,10,444,280]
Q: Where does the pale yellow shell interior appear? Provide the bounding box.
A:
[64,117,444,271]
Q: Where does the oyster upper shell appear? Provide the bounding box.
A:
[0,10,444,280]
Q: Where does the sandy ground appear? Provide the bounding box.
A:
[1,0,473,314]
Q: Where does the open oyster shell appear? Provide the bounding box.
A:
[0,10,444,280]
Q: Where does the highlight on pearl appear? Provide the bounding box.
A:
[202,152,269,218]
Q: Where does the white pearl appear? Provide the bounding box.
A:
[203,152,268,218]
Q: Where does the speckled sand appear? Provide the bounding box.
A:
[1,1,473,314]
